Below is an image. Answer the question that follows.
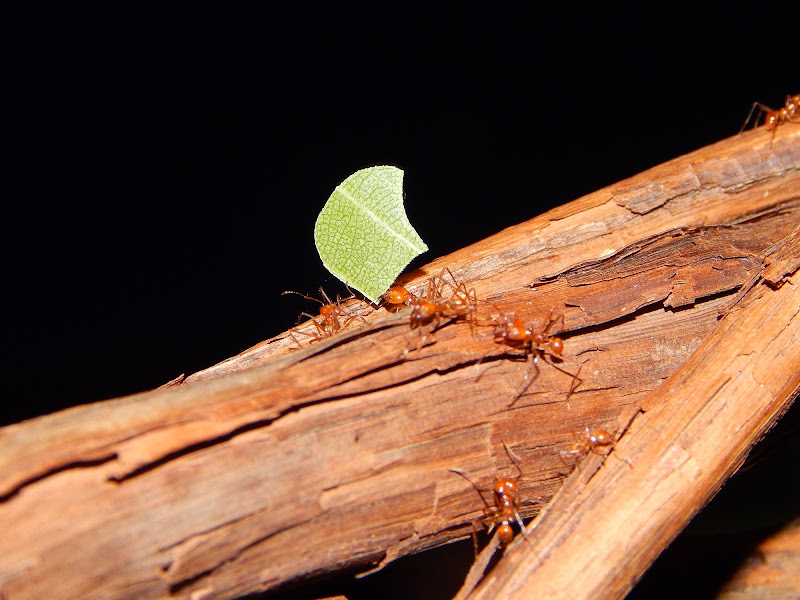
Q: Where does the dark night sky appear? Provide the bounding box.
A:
[4,11,795,425]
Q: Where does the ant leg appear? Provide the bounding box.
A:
[508,353,541,407]
[287,329,304,349]
[450,468,492,512]
[341,314,369,329]
[470,530,480,558]
[474,357,504,383]
[739,101,760,134]
[564,361,583,409]
[501,441,524,479]
[558,430,590,473]
[339,284,359,303]
[739,101,773,134]
[286,322,323,348]
[450,467,498,554]
[542,356,583,407]
[513,508,541,561]
[317,287,335,306]
[540,309,563,339]
[441,266,458,285]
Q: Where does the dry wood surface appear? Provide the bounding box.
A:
[2,124,800,600]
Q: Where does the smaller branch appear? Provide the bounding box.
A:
[465,225,800,599]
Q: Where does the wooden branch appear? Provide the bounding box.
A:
[717,520,800,598]
[463,221,800,599]
[2,125,799,600]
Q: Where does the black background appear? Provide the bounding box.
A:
[3,8,798,599]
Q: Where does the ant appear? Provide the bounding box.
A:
[382,267,478,330]
[492,309,582,405]
[450,442,533,550]
[439,272,479,328]
[281,287,367,346]
[382,285,416,308]
[382,277,435,326]
[740,93,800,147]
[559,425,632,470]
[563,427,614,460]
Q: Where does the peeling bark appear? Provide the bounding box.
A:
[1,126,799,600]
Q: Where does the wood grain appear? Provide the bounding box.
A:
[1,124,799,600]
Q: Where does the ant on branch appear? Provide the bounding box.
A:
[492,309,582,405]
[382,267,478,331]
[450,442,535,551]
[740,93,800,148]
[559,425,631,470]
[281,287,367,346]
[563,427,614,459]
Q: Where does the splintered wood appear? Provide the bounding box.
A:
[1,126,799,600]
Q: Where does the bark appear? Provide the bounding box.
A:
[1,125,799,600]
[716,520,800,599]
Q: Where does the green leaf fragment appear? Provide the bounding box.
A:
[314,166,428,302]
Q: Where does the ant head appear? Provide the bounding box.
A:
[319,304,342,319]
[493,476,517,498]
[382,286,415,307]
[549,337,564,355]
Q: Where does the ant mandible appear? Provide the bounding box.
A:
[281,287,366,346]
[493,309,581,405]
[740,93,800,147]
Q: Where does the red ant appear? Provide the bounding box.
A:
[439,272,479,327]
[563,427,614,460]
[559,425,631,470]
[382,285,416,308]
[493,310,582,405]
[281,287,367,346]
[450,442,533,549]
[382,267,478,330]
[740,93,800,147]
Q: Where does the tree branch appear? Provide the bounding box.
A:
[2,126,799,600]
